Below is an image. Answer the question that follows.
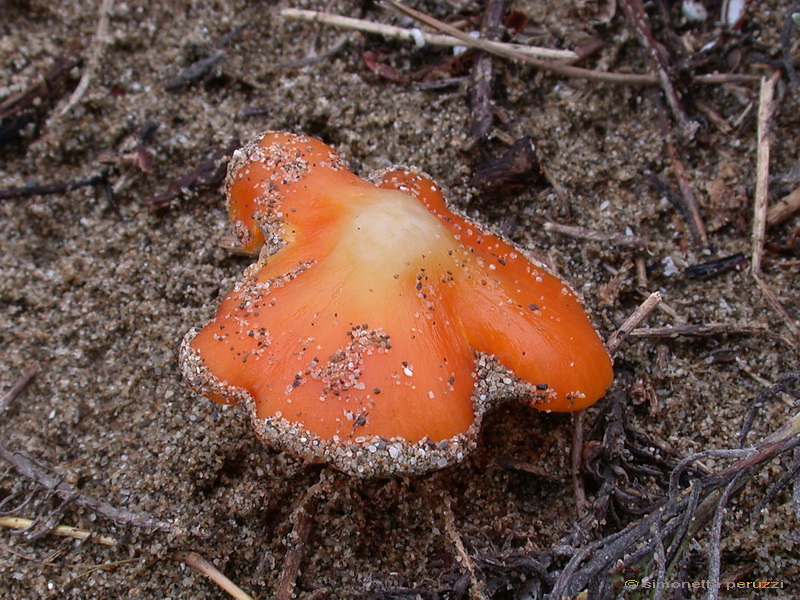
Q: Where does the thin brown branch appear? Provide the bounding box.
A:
[270,36,349,72]
[495,457,557,480]
[693,98,733,134]
[691,73,761,84]
[684,253,748,281]
[288,4,758,89]
[0,53,81,149]
[165,25,245,89]
[751,71,780,275]
[0,445,170,532]
[551,373,800,597]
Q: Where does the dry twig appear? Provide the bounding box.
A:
[653,94,709,248]
[767,186,800,227]
[0,516,118,547]
[628,322,775,340]
[173,550,255,600]
[469,0,509,138]
[384,0,659,85]
[60,0,114,116]
[619,0,698,138]
[0,367,39,412]
[551,398,800,598]
[165,25,245,90]
[684,253,748,281]
[280,8,578,61]
[0,445,170,532]
[0,173,107,202]
[0,53,81,148]
[543,222,649,248]
[751,71,798,337]
[146,143,238,210]
[606,292,663,354]
[276,470,330,600]
[571,411,588,515]
[443,495,488,600]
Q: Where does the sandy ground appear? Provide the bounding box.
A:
[1,0,799,598]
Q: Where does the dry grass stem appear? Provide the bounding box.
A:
[173,550,255,600]
[0,516,118,546]
[606,292,663,354]
[280,8,578,60]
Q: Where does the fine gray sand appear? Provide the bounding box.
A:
[1,1,798,598]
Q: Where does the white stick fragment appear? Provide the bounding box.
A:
[280,8,579,61]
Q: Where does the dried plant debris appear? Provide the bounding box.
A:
[470,136,541,201]
[0,53,80,150]
[146,142,238,210]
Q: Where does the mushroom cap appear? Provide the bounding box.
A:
[180,131,613,477]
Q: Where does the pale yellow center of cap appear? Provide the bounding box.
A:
[337,188,459,280]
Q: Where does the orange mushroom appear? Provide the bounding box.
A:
[180,131,613,477]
